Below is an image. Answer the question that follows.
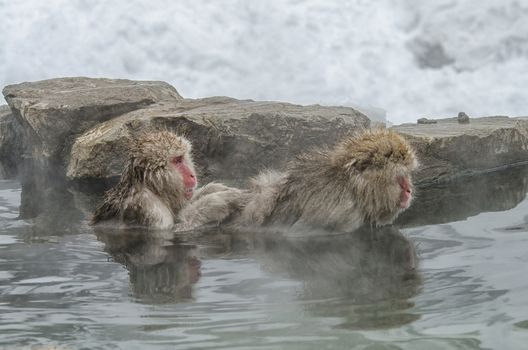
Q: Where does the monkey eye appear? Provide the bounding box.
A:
[172,156,183,164]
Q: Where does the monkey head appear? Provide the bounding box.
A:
[332,128,418,226]
[127,130,197,205]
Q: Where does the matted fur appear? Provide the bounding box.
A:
[92,130,196,229]
[236,128,418,231]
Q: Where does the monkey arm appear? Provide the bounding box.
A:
[177,186,249,230]
[192,182,241,200]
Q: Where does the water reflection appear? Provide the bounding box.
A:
[238,226,422,329]
[93,222,422,330]
[94,228,201,304]
[3,164,528,347]
[399,164,528,227]
[15,162,89,241]
[244,226,419,303]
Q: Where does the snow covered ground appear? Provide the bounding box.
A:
[1,0,527,124]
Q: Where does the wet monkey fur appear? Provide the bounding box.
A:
[238,128,417,231]
[183,128,418,232]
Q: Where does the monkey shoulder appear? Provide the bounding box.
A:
[123,188,175,229]
[91,187,126,225]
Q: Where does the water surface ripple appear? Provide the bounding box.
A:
[0,166,527,349]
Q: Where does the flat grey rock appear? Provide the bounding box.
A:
[2,77,182,168]
[393,116,528,184]
[67,97,369,181]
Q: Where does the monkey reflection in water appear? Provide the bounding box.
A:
[236,225,421,330]
[228,226,420,330]
[95,228,201,303]
[95,224,421,322]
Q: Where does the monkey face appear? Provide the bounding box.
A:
[357,156,416,225]
[170,155,197,199]
[334,128,418,225]
[131,130,198,203]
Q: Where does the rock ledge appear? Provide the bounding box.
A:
[393,116,528,184]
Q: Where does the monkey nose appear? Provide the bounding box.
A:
[185,178,197,189]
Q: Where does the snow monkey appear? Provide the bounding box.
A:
[180,128,418,232]
[91,131,199,229]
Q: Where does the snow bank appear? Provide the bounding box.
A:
[1,0,527,124]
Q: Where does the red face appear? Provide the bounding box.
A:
[171,155,197,199]
[397,176,412,208]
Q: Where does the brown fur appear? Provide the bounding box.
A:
[234,128,418,231]
[92,131,196,229]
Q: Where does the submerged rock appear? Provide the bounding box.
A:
[393,116,528,184]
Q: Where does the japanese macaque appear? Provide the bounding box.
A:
[92,131,198,229]
[238,128,417,231]
[182,128,417,232]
